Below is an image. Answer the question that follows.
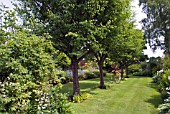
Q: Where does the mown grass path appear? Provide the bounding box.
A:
[61,76,162,114]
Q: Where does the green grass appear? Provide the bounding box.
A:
[60,76,163,114]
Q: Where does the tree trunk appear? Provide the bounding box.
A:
[98,61,106,89]
[125,66,129,78]
[70,51,91,96]
[72,59,80,95]
[120,67,124,79]
[165,30,170,54]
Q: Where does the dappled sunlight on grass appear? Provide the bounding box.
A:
[60,76,162,114]
[60,78,100,94]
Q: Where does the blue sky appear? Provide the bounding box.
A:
[0,0,164,58]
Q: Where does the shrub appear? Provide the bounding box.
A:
[155,55,170,114]
[163,54,170,70]
[152,70,163,83]
[60,69,107,83]
[158,70,170,98]
[73,93,92,103]
[55,70,68,84]
[92,70,100,77]
[84,70,95,79]
[158,87,170,114]
[158,97,170,114]
[82,61,98,69]
[128,64,141,74]
[0,32,73,114]
[82,69,106,80]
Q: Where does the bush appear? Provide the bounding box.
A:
[158,96,170,114]
[55,70,68,84]
[72,93,92,103]
[0,32,73,114]
[84,70,95,79]
[152,70,164,83]
[163,54,170,70]
[158,87,170,114]
[84,69,106,79]
[59,69,107,83]
[82,61,98,69]
[158,70,170,98]
[156,55,170,114]
[92,70,100,77]
[128,64,141,74]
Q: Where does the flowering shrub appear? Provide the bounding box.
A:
[0,32,73,113]
[157,69,170,114]
[158,87,170,114]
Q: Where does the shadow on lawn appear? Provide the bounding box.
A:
[79,82,100,95]
[148,82,160,92]
[145,95,163,108]
[60,78,100,95]
[145,82,163,108]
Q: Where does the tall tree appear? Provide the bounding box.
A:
[84,0,132,88]
[139,0,170,54]
[111,22,145,78]
[14,0,108,95]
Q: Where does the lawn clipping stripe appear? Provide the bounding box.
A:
[62,76,162,114]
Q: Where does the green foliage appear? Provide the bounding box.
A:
[152,70,164,83]
[135,58,163,77]
[73,93,92,103]
[149,57,163,75]
[16,0,108,95]
[112,28,145,68]
[129,62,150,76]
[140,0,170,53]
[163,54,170,70]
[73,94,82,103]
[0,7,18,33]
[128,64,141,74]
[0,31,72,114]
[84,70,106,80]
[84,70,95,79]
[83,61,98,69]
[156,55,170,98]
[58,69,107,84]
[54,52,71,69]
[153,56,170,114]
[14,0,142,93]
[92,70,101,77]
[158,70,170,97]
[158,97,170,114]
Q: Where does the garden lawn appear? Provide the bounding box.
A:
[60,76,162,114]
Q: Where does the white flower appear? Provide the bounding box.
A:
[168,76,170,80]
[166,87,170,90]
[2,95,6,98]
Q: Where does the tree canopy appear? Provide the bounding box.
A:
[14,0,138,93]
[15,0,102,95]
[139,0,170,54]
[85,0,133,88]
